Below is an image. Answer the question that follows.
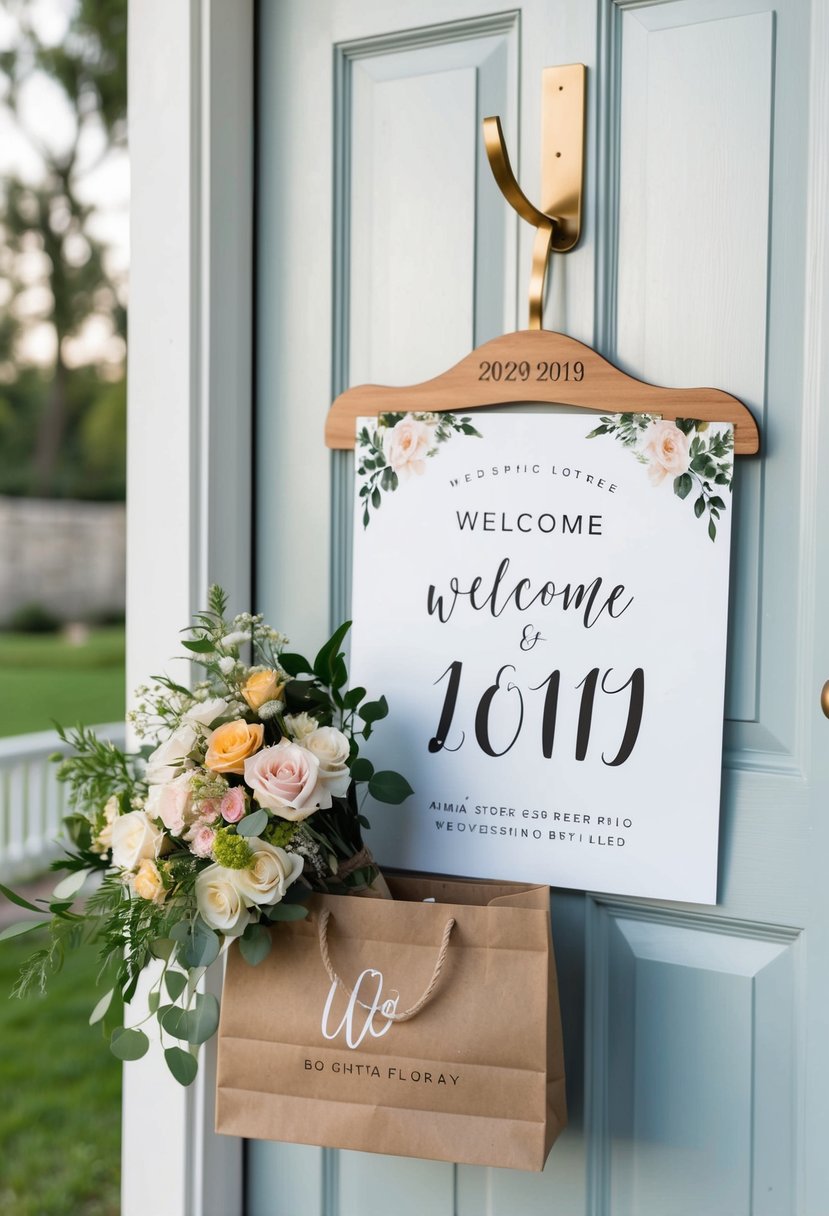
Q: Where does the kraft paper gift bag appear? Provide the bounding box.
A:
[215,872,567,1171]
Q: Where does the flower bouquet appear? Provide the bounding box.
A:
[0,587,411,1086]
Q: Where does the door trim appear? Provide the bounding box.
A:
[124,0,252,1212]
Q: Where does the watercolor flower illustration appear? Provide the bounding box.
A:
[357,411,481,527]
[587,413,734,541]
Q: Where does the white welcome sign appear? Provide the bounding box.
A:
[350,410,734,904]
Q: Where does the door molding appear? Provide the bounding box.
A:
[124,0,252,1212]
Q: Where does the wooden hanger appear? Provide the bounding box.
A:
[324,329,760,455]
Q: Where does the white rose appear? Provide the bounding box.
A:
[145,772,196,836]
[382,415,433,478]
[302,726,351,797]
[284,712,319,743]
[145,723,199,784]
[183,696,231,728]
[231,841,304,908]
[195,865,251,936]
[111,811,167,871]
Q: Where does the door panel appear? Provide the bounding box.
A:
[253,0,821,1212]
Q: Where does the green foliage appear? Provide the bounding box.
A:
[213,828,254,867]
[7,602,60,633]
[357,412,481,526]
[239,922,272,965]
[0,931,121,1215]
[165,1046,198,1087]
[0,0,127,499]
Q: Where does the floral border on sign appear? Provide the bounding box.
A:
[586,414,734,541]
[356,411,482,528]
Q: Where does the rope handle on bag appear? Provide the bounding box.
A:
[317,907,456,1022]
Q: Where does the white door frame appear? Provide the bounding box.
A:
[125,1,829,1213]
[125,1,251,1212]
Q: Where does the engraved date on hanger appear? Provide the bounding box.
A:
[478,359,585,383]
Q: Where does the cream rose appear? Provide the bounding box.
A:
[145,772,195,836]
[231,841,304,907]
[145,723,199,784]
[643,420,690,486]
[195,865,251,936]
[242,670,285,712]
[283,712,319,743]
[204,719,265,774]
[183,696,231,728]
[302,726,351,797]
[244,740,331,820]
[111,810,166,871]
[382,416,433,478]
[132,859,167,904]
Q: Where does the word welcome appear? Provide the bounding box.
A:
[427,557,632,629]
[456,511,603,535]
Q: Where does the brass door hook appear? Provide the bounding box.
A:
[483,64,586,330]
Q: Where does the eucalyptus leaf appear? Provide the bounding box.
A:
[165,1046,198,1087]
[89,988,115,1026]
[0,883,45,914]
[110,1027,150,1061]
[279,652,312,677]
[343,686,366,711]
[150,938,176,961]
[51,869,87,901]
[265,903,309,922]
[358,696,388,725]
[368,770,414,805]
[350,757,374,782]
[239,923,272,966]
[174,918,221,969]
[184,992,220,1045]
[237,809,268,838]
[0,919,49,941]
[165,970,188,1001]
[161,1005,191,1040]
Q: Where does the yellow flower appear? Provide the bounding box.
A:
[204,719,265,774]
[241,669,285,712]
[132,859,166,904]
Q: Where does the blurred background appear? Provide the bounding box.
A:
[0,1,127,1211]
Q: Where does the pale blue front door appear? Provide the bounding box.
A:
[252,1,828,1212]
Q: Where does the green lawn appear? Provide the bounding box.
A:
[0,933,121,1216]
[0,627,125,737]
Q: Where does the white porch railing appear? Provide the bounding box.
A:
[0,723,126,883]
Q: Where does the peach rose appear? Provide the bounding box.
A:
[204,720,264,774]
[132,859,167,904]
[643,420,690,486]
[242,669,285,712]
[219,786,247,823]
[382,416,433,479]
[244,740,331,821]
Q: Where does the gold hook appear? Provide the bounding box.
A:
[483,64,586,330]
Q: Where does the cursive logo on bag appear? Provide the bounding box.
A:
[321,968,399,1049]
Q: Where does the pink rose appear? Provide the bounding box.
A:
[145,772,195,837]
[220,786,247,823]
[244,740,332,821]
[643,420,690,486]
[188,825,217,859]
[382,416,433,479]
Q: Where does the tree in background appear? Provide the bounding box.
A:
[0,0,127,500]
